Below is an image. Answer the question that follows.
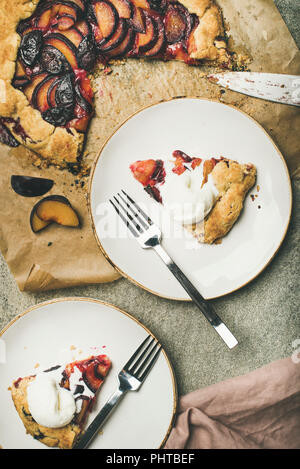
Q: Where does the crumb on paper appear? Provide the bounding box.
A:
[70,345,76,351]
[98,430,103,436]
[257,185,260,192]
[34,363,40,369]
[7,387,11,391]
[250,194,255,201]
[258,205,261,209]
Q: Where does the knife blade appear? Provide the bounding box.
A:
[208,72,300,107]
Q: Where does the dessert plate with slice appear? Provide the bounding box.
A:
[0,298,176,449]
[89,97,292,300]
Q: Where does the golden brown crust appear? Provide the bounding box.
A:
[0,0,83,165]
[11,377,81,449]
[186,159,257,244]
[181,0,229,62]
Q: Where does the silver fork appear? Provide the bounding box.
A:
[74,334,161,449]
[110,190,238,350]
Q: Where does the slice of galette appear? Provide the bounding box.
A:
[0,0,232,167]
[11,353,111,449]
[130,150,256,244]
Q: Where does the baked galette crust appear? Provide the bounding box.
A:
[186,159,257,244]
[0,0,228,166]
[181,0,228,61]
[0,0,84,165]
[11,377,81,449]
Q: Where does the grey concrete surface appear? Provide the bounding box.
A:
[0,1,299,397]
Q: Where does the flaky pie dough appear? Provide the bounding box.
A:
[185,159,257,244]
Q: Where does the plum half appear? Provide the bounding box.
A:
[11,175,54,197]
[30,195,80,233]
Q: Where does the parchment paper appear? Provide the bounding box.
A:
[0,0,299,292]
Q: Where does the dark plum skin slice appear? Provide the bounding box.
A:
[41,45,71,74]
[75,83,93,114]
[77,34,97,70]
[148,0,167,14]
[92,0,119,43]
[145,17,166,57]
[109,0,134,19]
[11,175,54,197]
[164,4,187,44]
[0,120,20,147]
[55,73,75,107]
[43,104,74,126]
[40,73,75,126]
[19,30,43,67]
[106,27,135,58]
[83,363,104,393]
[99,18,128,52]
[31,75,56,112]
[44,33,79,69]
[130,6,146,33]
[12,60,31,89]
[137,12,158,54]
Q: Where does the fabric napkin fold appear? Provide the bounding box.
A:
[165,357,300,449]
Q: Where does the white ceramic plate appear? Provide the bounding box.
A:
[90,98,292,300]
[0,298,176,449]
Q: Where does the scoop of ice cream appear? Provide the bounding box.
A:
[27,372,76,429]
[160,162,219,225]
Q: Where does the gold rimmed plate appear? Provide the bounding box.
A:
[89,97,292,300]
[0,298,177,449]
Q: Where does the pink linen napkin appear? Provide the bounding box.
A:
[165,357,300,449]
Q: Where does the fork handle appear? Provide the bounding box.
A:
[153,244,238,349]
[74,388,125,449]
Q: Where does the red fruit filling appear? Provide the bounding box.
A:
[130,150,221,203]
[61,354,112,425]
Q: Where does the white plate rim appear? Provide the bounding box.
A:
[88,96,293,301]
[0,297,178,449]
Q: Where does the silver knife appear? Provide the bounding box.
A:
[208,72,300,107]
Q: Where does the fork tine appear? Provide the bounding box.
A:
[113,195,144,234]
[132,339,159,376]
[109,199,139,237]
[138,344,162,382]
[118,192,149,230]
[123,335,152,371]
[127,337,156,373]
[121,190,153,226]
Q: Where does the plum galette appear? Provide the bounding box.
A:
[0,0,231,167]
[130,150,256,244]
[11,353,111,449]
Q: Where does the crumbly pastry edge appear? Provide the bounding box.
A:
[0,0,84,166]
[180,0,229,61]
[11,376,81,449]
[185,159,257,244]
